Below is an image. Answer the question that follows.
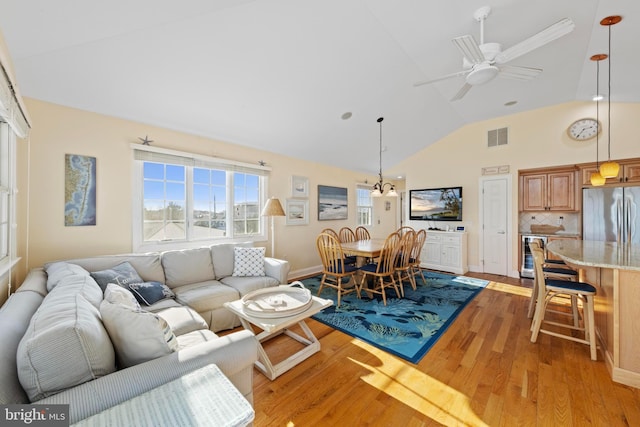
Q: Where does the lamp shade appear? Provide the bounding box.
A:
[599,161,619,179]
[261,197,285,217]
[590,171,606,186]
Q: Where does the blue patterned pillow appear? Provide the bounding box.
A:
[128,281,175,306]
[232,247,266,277]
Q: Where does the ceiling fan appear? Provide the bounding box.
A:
[414,5,575,101]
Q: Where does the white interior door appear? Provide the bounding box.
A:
[480,176,510,276]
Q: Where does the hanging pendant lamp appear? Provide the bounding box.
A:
[371,117,397,197]
[598,15,622,179]
[590,54,606,187]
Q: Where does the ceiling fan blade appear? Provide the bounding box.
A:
[498,65,542,81]
[413,70,470,87]
[451,83,472,101]
[452,35,485,64]
[495,18,575,64]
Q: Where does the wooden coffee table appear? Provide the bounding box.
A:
[224,295,332,380]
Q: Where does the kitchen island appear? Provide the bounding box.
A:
[546,239,640,388]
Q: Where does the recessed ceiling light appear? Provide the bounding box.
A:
[341,112,352,120]
[504,101,517,106]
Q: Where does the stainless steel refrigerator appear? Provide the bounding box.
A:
[583,186,640,245]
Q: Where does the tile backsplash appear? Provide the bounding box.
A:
[519,212,579,234]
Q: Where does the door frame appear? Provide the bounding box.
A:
[478,174,515,277]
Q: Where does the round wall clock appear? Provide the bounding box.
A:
[567,118,600,141]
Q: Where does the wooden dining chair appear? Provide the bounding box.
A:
[355,226,371,240]
[409,229,427,286]
[338,227,356,243]
[359,232,402,305]
[316,232,361,307]
[396,226,414,237]
[529,243,598,361]
[321,228,340,240]
[394,230,416,296]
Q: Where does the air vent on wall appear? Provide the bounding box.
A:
[487,127,508,147]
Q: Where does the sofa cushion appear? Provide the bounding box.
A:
[55,253,165,284]
[90,261,144,292]
[232,247,266,277]
[220,275,280,297]
[210,242,252,279]
[17,291,116,402]
[162,247,215,288]
[44,262,91,292]
[128,281,175,306]
[100,298,179,368]
[155,306,209,336]
[172,280,239,314]
[175,329,219,350]
[53,272,104,309]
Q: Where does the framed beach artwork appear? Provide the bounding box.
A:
[291,175,309,198]
[318,185,347,221]
[286,199,309,225]
[65,154,97,226]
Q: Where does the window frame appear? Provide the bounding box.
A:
[0,121,18,279]
[356,184,373,227]
[132,145,269,252]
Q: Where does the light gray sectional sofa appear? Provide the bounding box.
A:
[0,242,290,424]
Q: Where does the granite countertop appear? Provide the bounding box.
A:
[519,231,581,237]
[546,239,640,271]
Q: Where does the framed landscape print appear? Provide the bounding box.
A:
[318,185,347,221]
[286,199,309,225]
[65,154,97,226]
[291,175,309,198]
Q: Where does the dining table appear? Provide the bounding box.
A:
[340,238,386,267]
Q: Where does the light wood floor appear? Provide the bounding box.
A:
[245,272,640,426]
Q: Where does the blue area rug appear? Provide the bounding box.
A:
[301,271,489,364]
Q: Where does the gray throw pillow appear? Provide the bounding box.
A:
[90,262,144,291]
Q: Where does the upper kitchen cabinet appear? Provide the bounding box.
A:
[580,158,640,186]
[519,167,577,212]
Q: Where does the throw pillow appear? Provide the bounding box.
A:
[100,299,179,368]
[104,283,140,310]
[232,246,266,277]
[90,262,144,291]
[128,281,175,306]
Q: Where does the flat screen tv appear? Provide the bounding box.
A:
[409,187,462,221]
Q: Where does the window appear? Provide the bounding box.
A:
[356,185,373,226]
[0,122,16,275]
[133,146,268,250]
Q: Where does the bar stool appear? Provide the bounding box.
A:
[529,244,597,361]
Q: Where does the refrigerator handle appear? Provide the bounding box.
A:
[617,199,623,243]
[628,195,636,244]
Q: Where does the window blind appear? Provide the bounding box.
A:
[0,30,31,138]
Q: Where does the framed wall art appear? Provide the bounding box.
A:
[65,154,97,226]
[318,185,347,221]
[285,198,309,225]
[291,175,309,198]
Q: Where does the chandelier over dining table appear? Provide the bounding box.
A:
[371,117,397,197]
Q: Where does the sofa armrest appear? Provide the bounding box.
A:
[36,330,258,424]
[264,257,290,284]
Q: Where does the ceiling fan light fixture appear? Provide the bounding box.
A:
[466,64,499,85]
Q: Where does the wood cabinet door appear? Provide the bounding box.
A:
[422,241,441,264]
[441,244,460,267]
[547,172,575,211]
[623,162,640,183]
[580,165,620,186]
[521,174,546,211]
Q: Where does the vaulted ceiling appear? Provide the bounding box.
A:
[1,0,638,176]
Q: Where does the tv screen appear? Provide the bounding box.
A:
[409,187,462,221]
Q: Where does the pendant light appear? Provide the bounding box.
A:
[590,53,606,186]
[598,15,622,179]
[371,117,397,197]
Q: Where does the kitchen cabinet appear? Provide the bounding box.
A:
[520,169,576,211]
[421,231,468,275]
[580,159,640,186]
